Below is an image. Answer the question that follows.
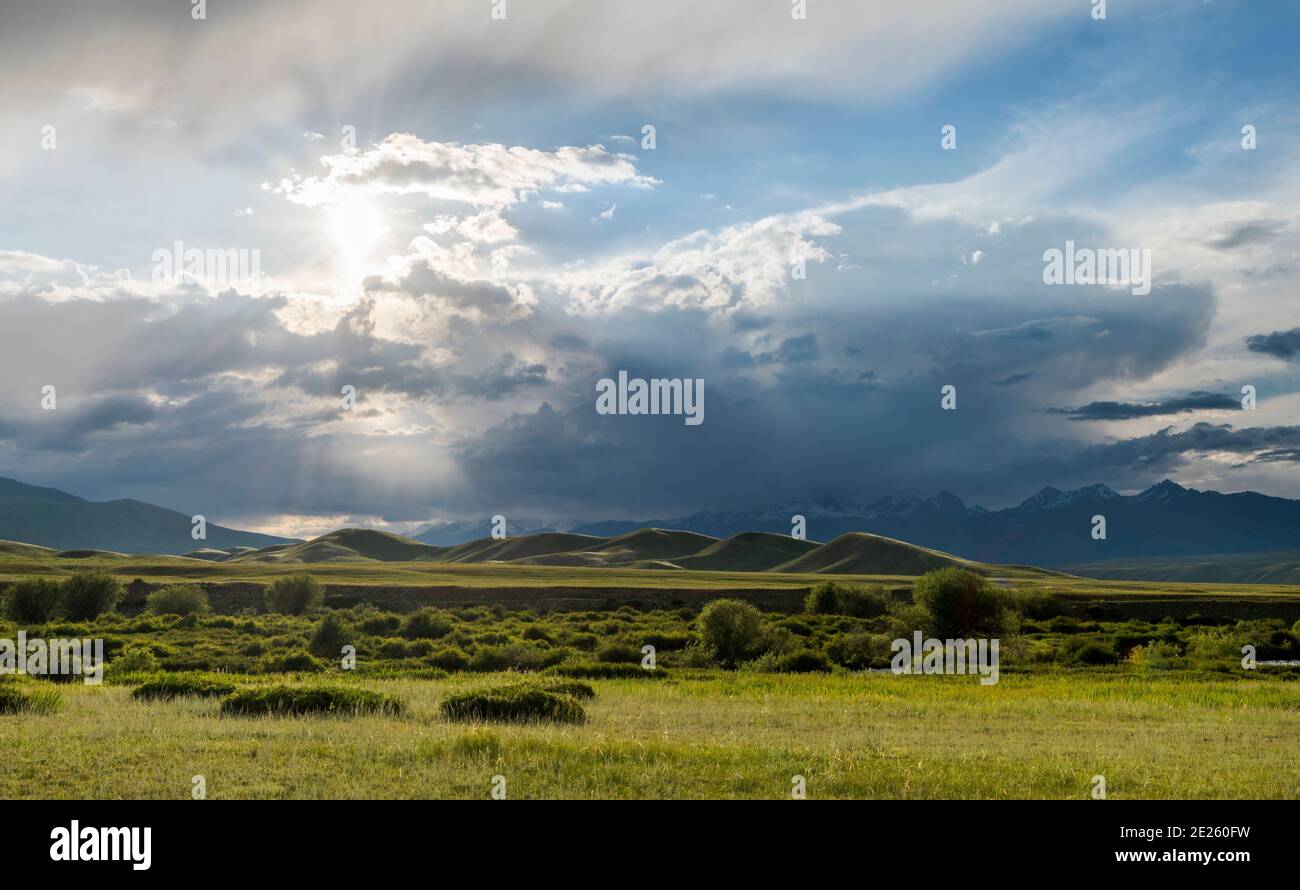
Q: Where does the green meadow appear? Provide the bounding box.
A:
[4,671,1298,799]
[2,554,1299,799]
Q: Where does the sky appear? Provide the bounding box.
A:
[2,0,1300,538]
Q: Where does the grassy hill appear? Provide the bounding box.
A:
[774,532,972,575]
[1,524,1031,579]
[438,532,603,564]
[0,539,59,559]
[227,529,447,564]
[674,532,821,571]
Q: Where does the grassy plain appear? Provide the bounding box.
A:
[3,670,1297,799]
[2,555,1299,799]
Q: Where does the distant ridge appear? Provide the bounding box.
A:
[144,525,1032,578]
[0,477,295,554]
[562,480,1300,566]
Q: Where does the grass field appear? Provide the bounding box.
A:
[3,559,1300,799]
[3,670,1297,799]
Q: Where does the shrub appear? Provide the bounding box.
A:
[641,631,692,650]
[61,572,123,620]
[439,686,585,724]
[264,574,323,615]
[261,652,324,673]
[308,613,352,659]
[221,684,402,717]
[425,647,471,672]
[0,681,61,715]
[401,608,453,640]
[521,625,555,643]
[131,674,236,701]
[145,584,210,616]
[595,641,642,664]
[3,578,63,623]
[767,649,833,673]
[1061,637,1119,666]
[1126,640,1180,672]
[697,598,767,667]
[805,582,890,618]
[467,644,567,673]
[826,632,895,670]
[912,568,1005,638]
[110,645,160,676]
[358,612,402,635]
[549,662,665,680]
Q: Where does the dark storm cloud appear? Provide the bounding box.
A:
[1072,422,1300,473]
[994,372,1034,386]
[0,395,157,452]
[1245,327,1300,359]
[1045,391,1239,421]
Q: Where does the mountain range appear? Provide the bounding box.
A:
[5,475,1300,575]
[0,477,294,554]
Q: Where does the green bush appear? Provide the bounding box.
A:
[0,681,61,715]
[61,572,123,620]
[308,613,352,659]
[771,649,833,673]
[826,632,895,669]
[697,598,767,667]
[264,574,323,616]
[110,645,160,676]
[594,641,642,664]
[912,568,1005,638]
[439,685,585,724]
[401,608,453,640]
[467,644,567,673]
[145,584,210,616]
[425,647,471,672]
[221,684,403,717]
[804,581,890,618]
[261,651,324,673]
[357,612,402,635]
[131,674,237,701]
[3,578,63,623]
[1061,637,1119,666]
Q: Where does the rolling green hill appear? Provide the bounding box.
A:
[774,532,972,575]
[226,529,447,564]
[200,525,994,577]
[674,532,821,571]
[0,539,59,559]
[438,532,604,564]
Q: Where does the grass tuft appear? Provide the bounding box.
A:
[220,684,403,718]
[131,674,237,701]
[440,685,586,724]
